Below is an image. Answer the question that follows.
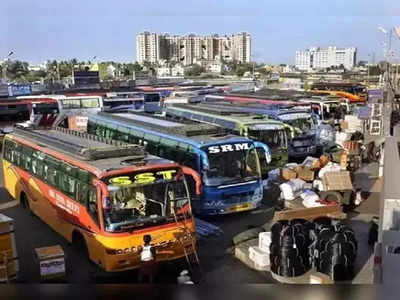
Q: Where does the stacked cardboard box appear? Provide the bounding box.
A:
[35,245,66,281]
[0,213,18,283]
[344,115,363,133]
[296,166,315,182]
[248,232,271,271]
[281,168,297,181]
[322,171,353,191]
[343,140,361,155]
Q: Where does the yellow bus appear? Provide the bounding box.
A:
[2,127,201,272]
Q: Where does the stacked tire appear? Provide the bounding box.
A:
[310,218,358,281]
[270,219,312,277]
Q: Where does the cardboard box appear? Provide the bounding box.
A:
[273,205,341,222]
[249,246,270,267]
[322,171,353,191]
[296,166,315,182]
[281,168,297,181]
[258,232,271,252]
[340,153,348,169]
[302,156,321,170]
[331,150,344,163]
[0,213,18,283]
[340,121,349,130]
[343,140,360,155]
[35,245,66,281]
[319,155,330,168]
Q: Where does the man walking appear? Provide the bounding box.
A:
[138,235,158,283]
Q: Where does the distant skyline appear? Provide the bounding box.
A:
[2,0,400,65]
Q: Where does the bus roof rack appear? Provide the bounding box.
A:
[98,112,227,138]
[172,103,251,117]
[12,127,147,161]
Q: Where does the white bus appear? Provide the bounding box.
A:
[16,95,103,128]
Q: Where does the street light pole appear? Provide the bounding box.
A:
[367,53,371,86]
[2,51,14,83]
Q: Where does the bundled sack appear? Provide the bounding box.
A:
[279,179,306,201]
[302,156,321,170]
[312,179,324,192]
[301,190,323,208]
[268,168,281,182]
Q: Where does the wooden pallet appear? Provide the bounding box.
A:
[273,205,342,222]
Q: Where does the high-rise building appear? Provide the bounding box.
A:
[232,32,251,63]
[136,31,160,64]
[295,46,357,71]
[136,32,252,66]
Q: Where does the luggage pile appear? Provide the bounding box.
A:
[270,219,313,277]
[269,217,358,281]
[310,218,357,281]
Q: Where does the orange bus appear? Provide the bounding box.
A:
[310,82,366,103]
[2,127,201,272]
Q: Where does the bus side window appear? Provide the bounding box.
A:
[76,182,89,204]
[21,146,33,172]
[31,159,38,176]
[60,172,76,199]
[4,140,13,162]
[87,186,99,226]
[11,145,22,167]
[256,147,269,179]
[180,152,198,171]
[47,167,58,187]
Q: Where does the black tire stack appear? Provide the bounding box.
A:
[309,218,358,281]
[270,219,312,277]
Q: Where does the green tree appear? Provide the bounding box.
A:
[5,60,29,81]
[235,63,253,77]
[369,65,383,76]
[184,64,205,77]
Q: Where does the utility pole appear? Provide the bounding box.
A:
[367,54,371,86]
[2,51,14,83]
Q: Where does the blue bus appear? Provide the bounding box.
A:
[87,112,271,215]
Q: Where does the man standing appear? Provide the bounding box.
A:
[138,235,158,283]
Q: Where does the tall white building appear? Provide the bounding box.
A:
[136,32,252,66]
[295,46,357,71]
[232,32,251,63]
[136,31,160,64]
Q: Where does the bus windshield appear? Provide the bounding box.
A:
[103,176,190,233]
[325,103,346,120]
[203,145,260,186]
[284,117,314,134]
[248,128,287,150]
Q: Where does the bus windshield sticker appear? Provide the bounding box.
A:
[207,143,250,154]
[108,170,177,186]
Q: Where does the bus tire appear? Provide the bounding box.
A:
[72,231,89,258]
[20,192,34,216]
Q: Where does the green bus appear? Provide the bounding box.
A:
[164,103,291,170]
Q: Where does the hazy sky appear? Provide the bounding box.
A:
[2,0,400,64]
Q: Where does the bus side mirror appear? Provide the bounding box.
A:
[182,167,202,195]
[261,170,269,180]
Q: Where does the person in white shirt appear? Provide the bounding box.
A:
[138,235,158,283]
